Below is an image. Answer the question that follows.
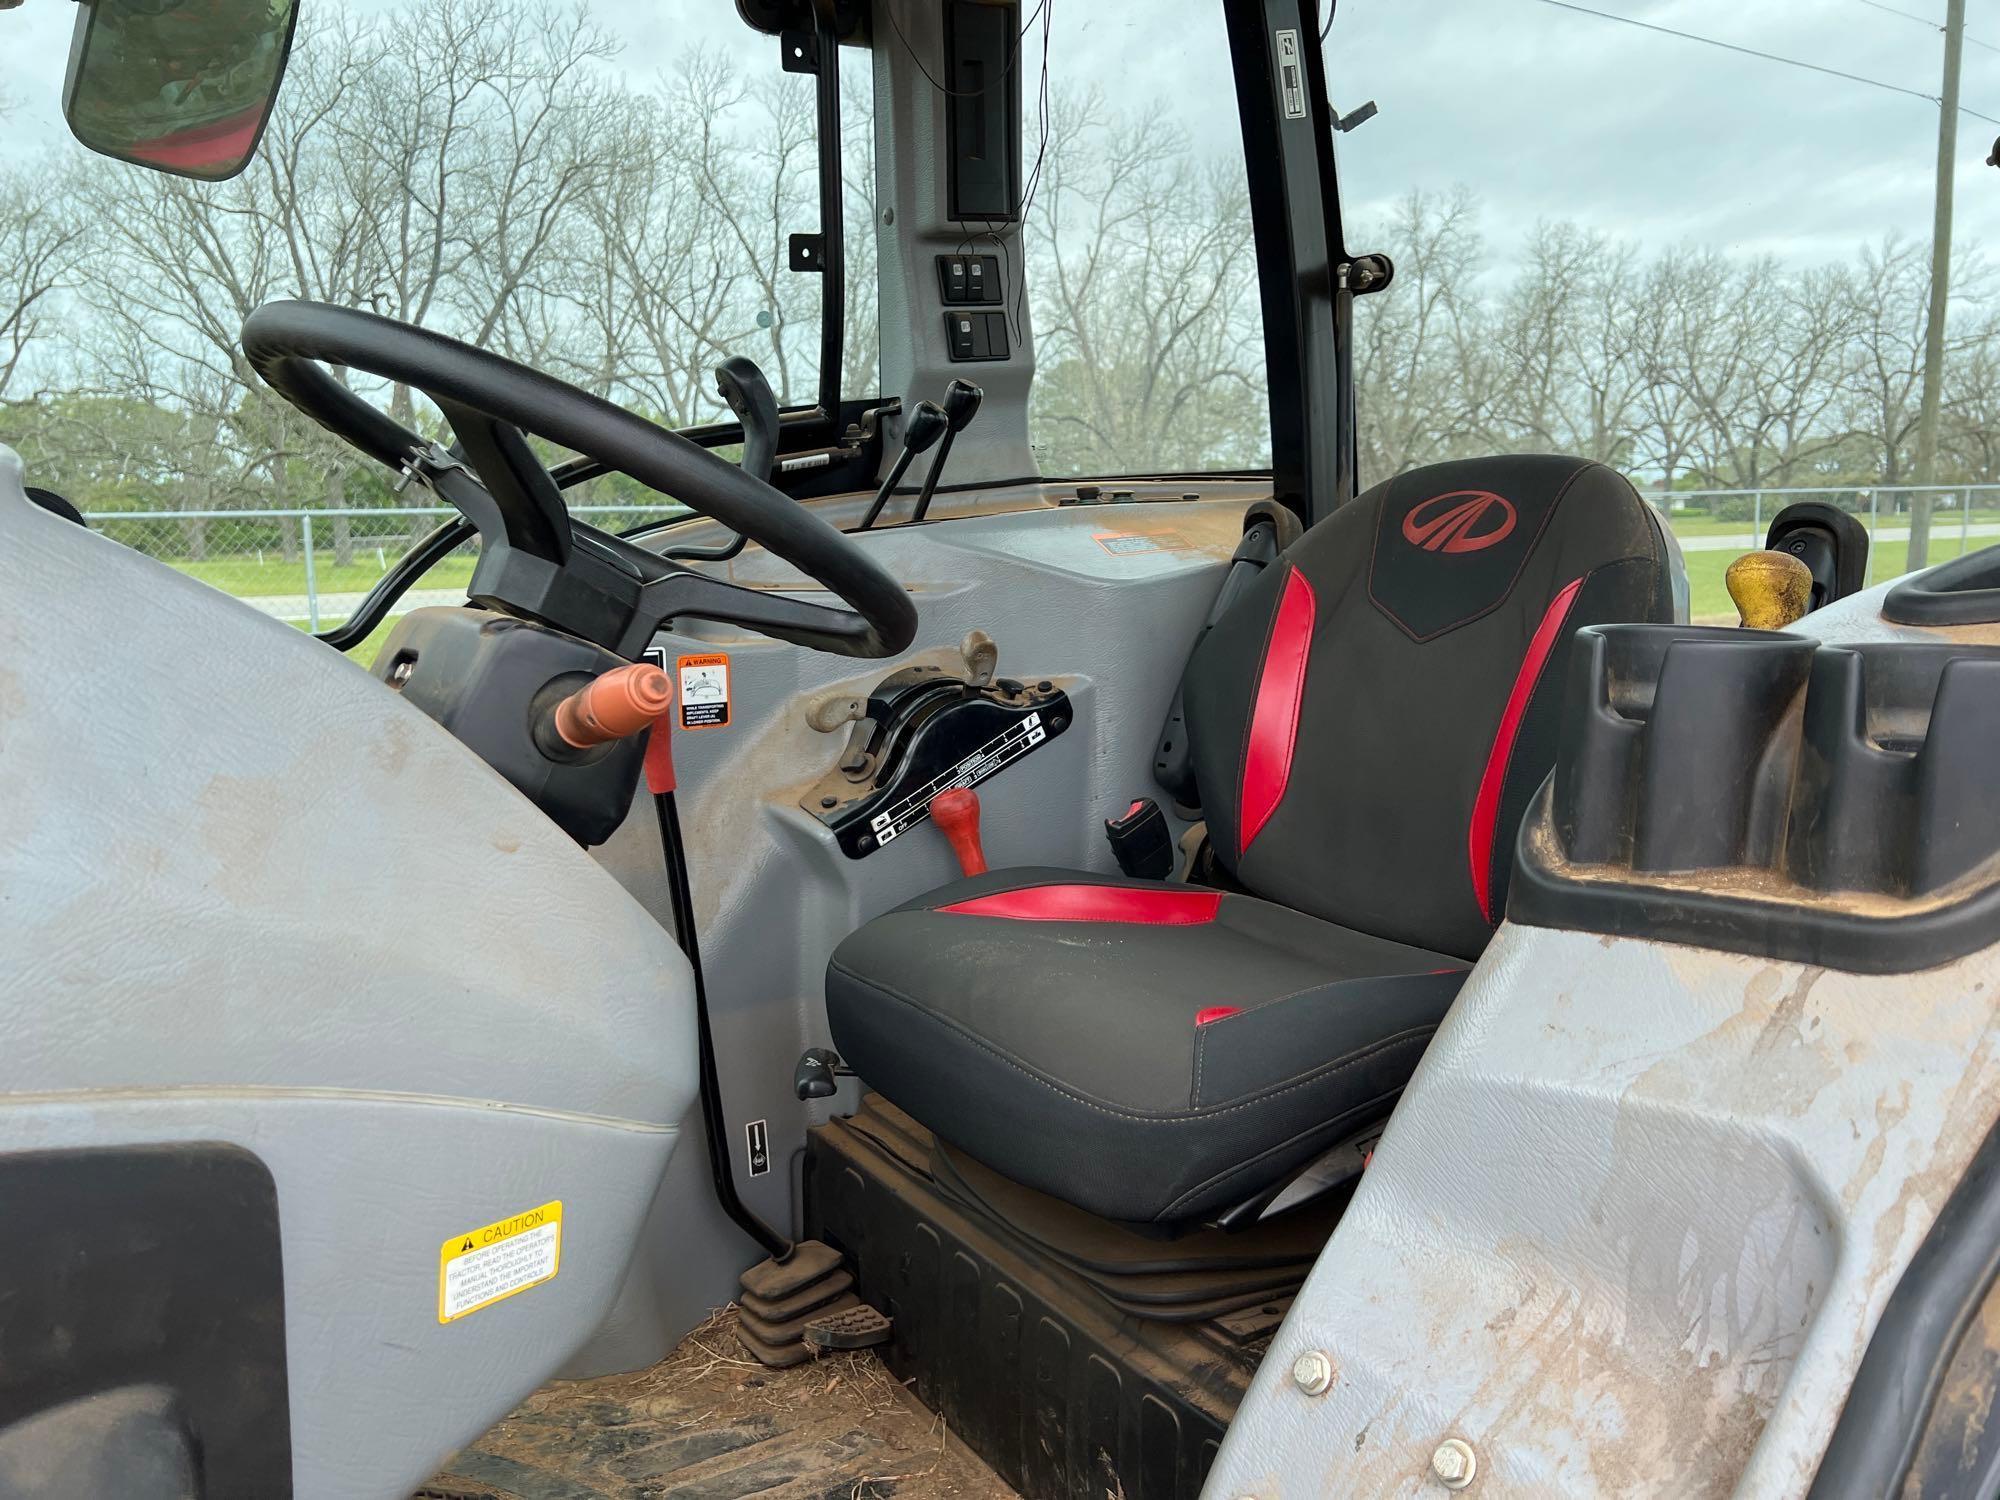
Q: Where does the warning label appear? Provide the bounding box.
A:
[677,653,731,730]
[438,1200,563,1324]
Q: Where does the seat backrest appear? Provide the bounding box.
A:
[1181,454,1679,958]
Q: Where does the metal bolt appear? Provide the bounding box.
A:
[1289,1349,1335,1396]
[1430,1438,1477,1489]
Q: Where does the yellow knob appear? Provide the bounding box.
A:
[1726,550,1814,630]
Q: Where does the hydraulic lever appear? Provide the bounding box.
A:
[907,379,983,524]
[857,400,949,530]
[664,356,780,563]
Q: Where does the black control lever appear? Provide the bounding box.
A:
[715,355,780,481]
[665,356,780,563]
[908,379,983,524]
[857,400,949,530]
[794,1047,854,1101]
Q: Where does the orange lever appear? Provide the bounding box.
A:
[930,787,988,876]
[553,663,674,749]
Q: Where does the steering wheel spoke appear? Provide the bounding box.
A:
[433,400,572,565]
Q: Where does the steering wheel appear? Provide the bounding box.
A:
[239,300,917,660]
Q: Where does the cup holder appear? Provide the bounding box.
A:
[1513,623,2000,972]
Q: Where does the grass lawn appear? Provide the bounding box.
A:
[1683,532,1993,620]
[171,506,2000,651]
[172,551,480,598]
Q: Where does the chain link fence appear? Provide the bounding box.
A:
[1644,484,2000,620]
[84,486,2000,643]
[84,503,688,661]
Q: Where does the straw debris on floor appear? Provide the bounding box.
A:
[420,1307,1017,1500]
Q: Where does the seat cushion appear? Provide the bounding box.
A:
[826,868,1467,1224]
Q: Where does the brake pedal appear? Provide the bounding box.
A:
[736,1238,853,1367]
[803,1302,893,1351]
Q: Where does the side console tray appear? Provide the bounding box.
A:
[1511,623,2000,972]
[1883,543,2000,627]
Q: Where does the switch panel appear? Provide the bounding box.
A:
[944,310,1010,362]
[936,253,1002,305]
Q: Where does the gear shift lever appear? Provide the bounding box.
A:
[929,787,988,876]
[858,400,949,530]
[908,380,983,524]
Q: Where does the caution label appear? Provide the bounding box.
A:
[677,653,731,729]
[438,1200,562,1324]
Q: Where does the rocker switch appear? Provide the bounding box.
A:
[947,312,980,360]
[944,310,1008,362]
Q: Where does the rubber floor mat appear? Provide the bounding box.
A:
[419,1308,1015,1500]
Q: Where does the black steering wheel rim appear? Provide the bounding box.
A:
[239,299,917,659]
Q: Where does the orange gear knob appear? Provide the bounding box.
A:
[552,663,674,749]
[930,787,988,876]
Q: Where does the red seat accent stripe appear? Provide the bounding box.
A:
[1240,566,1318,854]
[936,885,1223,925]
[1468,575,1584,922]
[1195,1005,1242,1026]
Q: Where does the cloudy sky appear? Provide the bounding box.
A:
[4,0,1997,280]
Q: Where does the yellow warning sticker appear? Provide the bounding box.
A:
[438,1200,562,1324]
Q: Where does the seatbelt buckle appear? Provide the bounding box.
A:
[1104,797,1174,879]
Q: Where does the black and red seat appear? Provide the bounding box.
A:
[826,455,1680,1225]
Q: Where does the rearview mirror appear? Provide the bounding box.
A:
[63,0,300,182]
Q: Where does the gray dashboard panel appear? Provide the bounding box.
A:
[571,496,1255,1370]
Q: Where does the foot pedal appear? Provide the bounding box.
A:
[803,1302,893,1351]
[733,1321,819,1369]
[739,1291,861,1347]
[739,1238,843,1301]
[739,1268,854,1324]
[736,1238,852,1366]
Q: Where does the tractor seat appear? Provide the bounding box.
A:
[827,455,1681,1226]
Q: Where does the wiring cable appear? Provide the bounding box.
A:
[1530,0,2000,126]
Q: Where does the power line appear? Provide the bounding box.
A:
[1853,0,2000,55]
[1528,0,2000,125]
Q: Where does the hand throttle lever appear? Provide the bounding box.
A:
[857,400,949,530]
[908,379,982,524]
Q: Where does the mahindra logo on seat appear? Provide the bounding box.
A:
[1402,490,1517,553]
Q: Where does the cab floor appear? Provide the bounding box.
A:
[418,1308,1017,1500]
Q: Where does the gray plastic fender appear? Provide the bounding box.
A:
[0,447,699,1499]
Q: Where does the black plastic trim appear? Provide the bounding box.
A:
[1224,0,1349,528]
[0,1143,291,1497]
[1884,544,2000,626]
[1807,1110,2000,1499]
[1512,785,2000,974]
[1509,625,2000,974]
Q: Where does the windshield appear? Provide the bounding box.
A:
[1018,3,1274,478]
[1331,0,2000,617]
[0,0,877,661]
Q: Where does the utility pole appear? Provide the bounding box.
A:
[1911,0,1966,571]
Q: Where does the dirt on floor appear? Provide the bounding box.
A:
[419,1307,1018,1500]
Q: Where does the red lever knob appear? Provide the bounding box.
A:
[930,787,987,876]
[553,663,674,748]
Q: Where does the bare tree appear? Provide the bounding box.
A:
[1350,188,1493,477]
[0,167,84,404]
[1028,89,1266,474]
